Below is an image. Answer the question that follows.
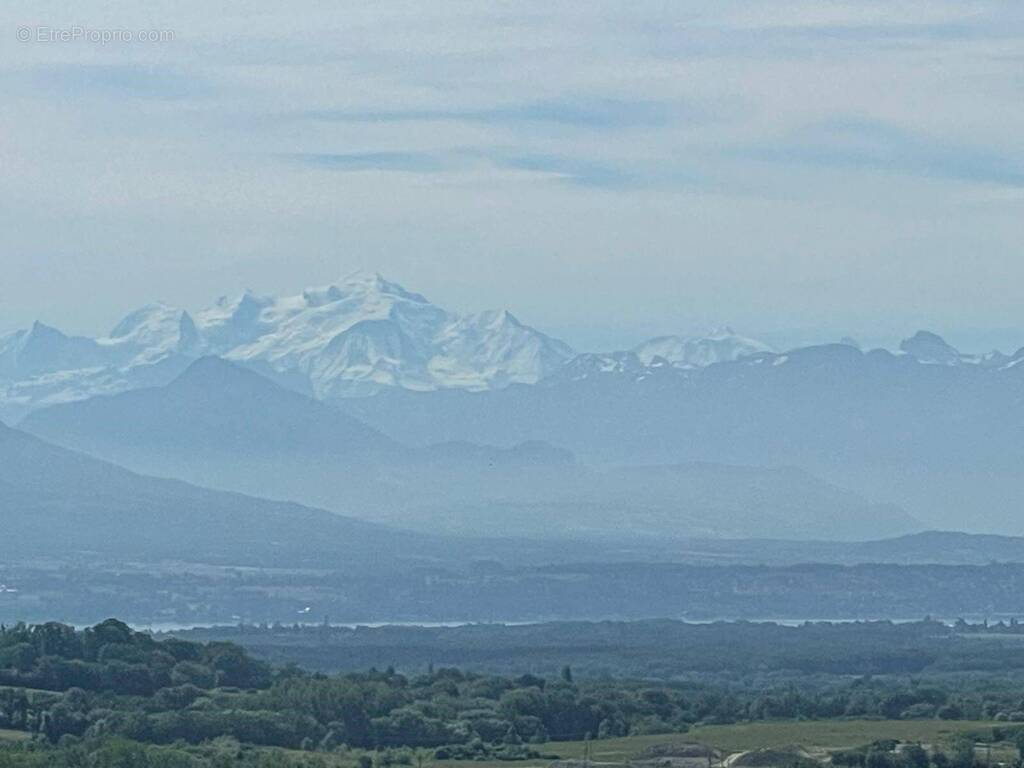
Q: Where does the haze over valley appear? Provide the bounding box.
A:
[4,270,1024,633]
[3,4,1024,765]
[4,272,1023,551]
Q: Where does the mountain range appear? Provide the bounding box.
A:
[19,357,914,541]
[4,273,1019,429]
[343,340,1024,532]
[0,272,774,421]
[6,272,1024,538]
[0,418,428,565]
[0,415,691,569]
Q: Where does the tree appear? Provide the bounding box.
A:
[903,743,929,768]
[90,620,134,648]
[949,737,976,768]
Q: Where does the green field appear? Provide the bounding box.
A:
[0,719,1004,767]
[433,719,1001,768]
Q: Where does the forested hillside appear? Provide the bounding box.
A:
[4,619,1024,767]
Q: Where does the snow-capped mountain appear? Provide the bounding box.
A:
[208,272,575,398]
[553,351,653,382]
[0,322,106,378]
[633,327,773,368]
[0,272,576,418]
[0,308,200,420]
[547,328,774,384]
[898,330,1012,368]
[103,303,202,365]
[11,270,1013,423]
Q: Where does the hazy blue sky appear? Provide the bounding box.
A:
[1,1,1022,352]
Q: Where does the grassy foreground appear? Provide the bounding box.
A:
[0,719,1002,767]
[583,719,999,754]
[432,720,1000,768]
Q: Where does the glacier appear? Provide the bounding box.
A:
[5,270,1014,423]
[0,272,578,417]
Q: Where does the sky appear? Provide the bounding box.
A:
[0,1,1022,353]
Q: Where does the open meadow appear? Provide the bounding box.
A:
[428,720,1004,768]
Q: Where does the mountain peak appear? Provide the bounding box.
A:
[2,272,564,412]
[331,270,430,304]
[899,330,961,365]
[474,308,524,329]
[215,289,268,311]
[339,269,387,287]
[21,321,73,351]
[904,330,950,345]
[108,303,177,339]
[0,320,104,382]
[633,330,772,368]
[29,319,65,336]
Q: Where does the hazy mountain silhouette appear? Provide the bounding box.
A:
[341,339,1024,533]
[0,420,432,565]
[22,356,404,464]
[22,357,918,541]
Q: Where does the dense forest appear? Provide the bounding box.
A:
[5,620,1024,767]
[176,618,1024,680]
